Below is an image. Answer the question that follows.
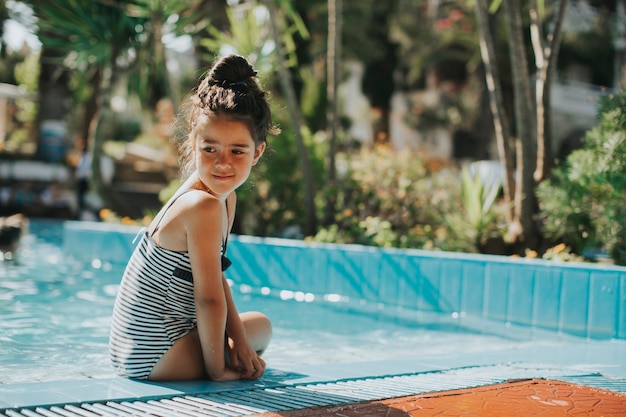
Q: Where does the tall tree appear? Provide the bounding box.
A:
[0,0,7,58]
[263,0,317,235]
[31,0,143,205]
[474,0,569,250]
[124,0,176,111]
[323,0,340,226]
[530,0,569,183]
[502,0,537,248]
[474,0,515,223]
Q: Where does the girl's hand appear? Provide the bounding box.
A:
[212,366,246,382]
[227,338,266,379]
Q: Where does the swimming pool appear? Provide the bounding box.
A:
[3,220,625,387]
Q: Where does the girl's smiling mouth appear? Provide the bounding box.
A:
[213,173,234,180]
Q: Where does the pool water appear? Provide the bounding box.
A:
[0,222,582,384]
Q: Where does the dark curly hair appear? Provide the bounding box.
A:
[179,54,279,177]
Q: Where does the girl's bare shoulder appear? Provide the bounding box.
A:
[177,190,222,219]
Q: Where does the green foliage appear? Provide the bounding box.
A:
[32,0,143,70]
[306,147,513,253]
[444,165,506,253]
[540,243,583,263]
[200,4,273,72]
[298,65,326,132]
[0,50,26,84]
[309,146,460,250]
[391,3,477,87]
[5,52,38,152]
[537,91,626,265]
[199,1,308,74]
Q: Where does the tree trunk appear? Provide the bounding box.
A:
[263,0,317,236]
[474,0,515,223]
[87,65,106,213]
[35,44,70,162]
[616,0,626,90]
[0,0,7,59]
[90,50,123,213]
[151,13,173,110]
[530,0,569,183]
[323,0,341,226]
[79,67,102,149]
[503,0,539,249]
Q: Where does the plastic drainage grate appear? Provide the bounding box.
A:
[556,374,626,393]
[2,366,624,416]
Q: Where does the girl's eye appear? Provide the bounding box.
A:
[203,147,215,153]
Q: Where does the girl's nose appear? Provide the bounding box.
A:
[215,152,230,167]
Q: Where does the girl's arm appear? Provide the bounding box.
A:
[221,192,265,379]
[186,194,241,381]
[222,277,265,379]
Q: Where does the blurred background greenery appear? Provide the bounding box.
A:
[0,0,624,264]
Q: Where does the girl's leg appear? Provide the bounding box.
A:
[237,311,272,354]
[148,328,206,381]
[148,311,271,381]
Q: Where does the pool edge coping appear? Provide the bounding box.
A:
[3,341,626,410]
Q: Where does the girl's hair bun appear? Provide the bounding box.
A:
[207,54,257,88]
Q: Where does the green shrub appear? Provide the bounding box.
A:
[444,165,507,253]
[537,90,626,265]
[310,145,461,250]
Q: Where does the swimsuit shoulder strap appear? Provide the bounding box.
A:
[149,189,198,238]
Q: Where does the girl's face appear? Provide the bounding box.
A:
[191,113,265,198]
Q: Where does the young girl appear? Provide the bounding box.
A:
[109,54,277,381]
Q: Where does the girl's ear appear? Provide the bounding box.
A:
[252,142,266,166]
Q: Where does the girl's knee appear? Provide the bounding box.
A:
[241,311,272,351]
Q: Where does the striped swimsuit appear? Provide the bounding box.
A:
[109,192,230,379]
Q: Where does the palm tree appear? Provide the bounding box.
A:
[31,0,143,205]
[124,0,199,111]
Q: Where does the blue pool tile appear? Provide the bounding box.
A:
[63,221,138,265]
[587,272,621,338]
[507,265,535,325]
[413,256,443,312]
[620,274,626,339]
[532,269,562,331]
[483,263,510,322]
[60,221,626,344]
[328,249,371,298]
[395,255,422,310]
[559,269,591,337]
[377,252,406,306]
[460,261,486,315]
[438,258,464,312]
[0,378,182,409]
[0,386,75,409]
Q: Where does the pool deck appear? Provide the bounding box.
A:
[250,379,626,417]
[2,338,625,415]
